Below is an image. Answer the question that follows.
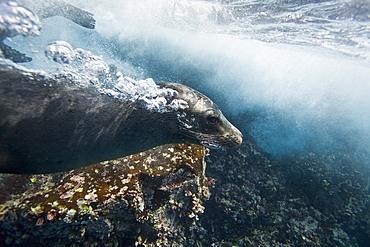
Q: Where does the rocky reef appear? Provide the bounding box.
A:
[202,141,370,246]
[0,141,369,246]
[0,144,210,246]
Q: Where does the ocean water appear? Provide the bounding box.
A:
[1,0,370,245]
[6,0,370,158]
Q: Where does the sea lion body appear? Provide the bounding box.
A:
[0,59,242,174]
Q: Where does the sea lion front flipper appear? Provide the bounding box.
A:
[0,42,32,63]
[37,2,96,29]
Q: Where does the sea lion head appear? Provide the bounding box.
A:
[157,82,243,149]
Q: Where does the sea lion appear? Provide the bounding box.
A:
[0,0,95,62]
[0,58,242,174]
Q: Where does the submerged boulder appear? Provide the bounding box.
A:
[0,143,211,246]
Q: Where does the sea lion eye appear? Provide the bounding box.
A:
[207,115,219,125]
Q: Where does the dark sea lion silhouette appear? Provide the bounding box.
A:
[0,59,243,174]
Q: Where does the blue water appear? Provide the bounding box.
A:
[7,0,370,159]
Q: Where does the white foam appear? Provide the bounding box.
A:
[0,1,41,37]
[46,41,188,113]
[112,76,187,113]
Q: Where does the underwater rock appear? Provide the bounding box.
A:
[0,143,210,246]
[201,141,370,247]
[1,139,369,246]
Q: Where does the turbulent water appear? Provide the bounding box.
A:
[6,0,370,158]
[222,0,370,59]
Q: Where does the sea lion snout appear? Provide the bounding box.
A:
[200,123,243,149]
[226,126,243,148]
[206,110,243,149]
